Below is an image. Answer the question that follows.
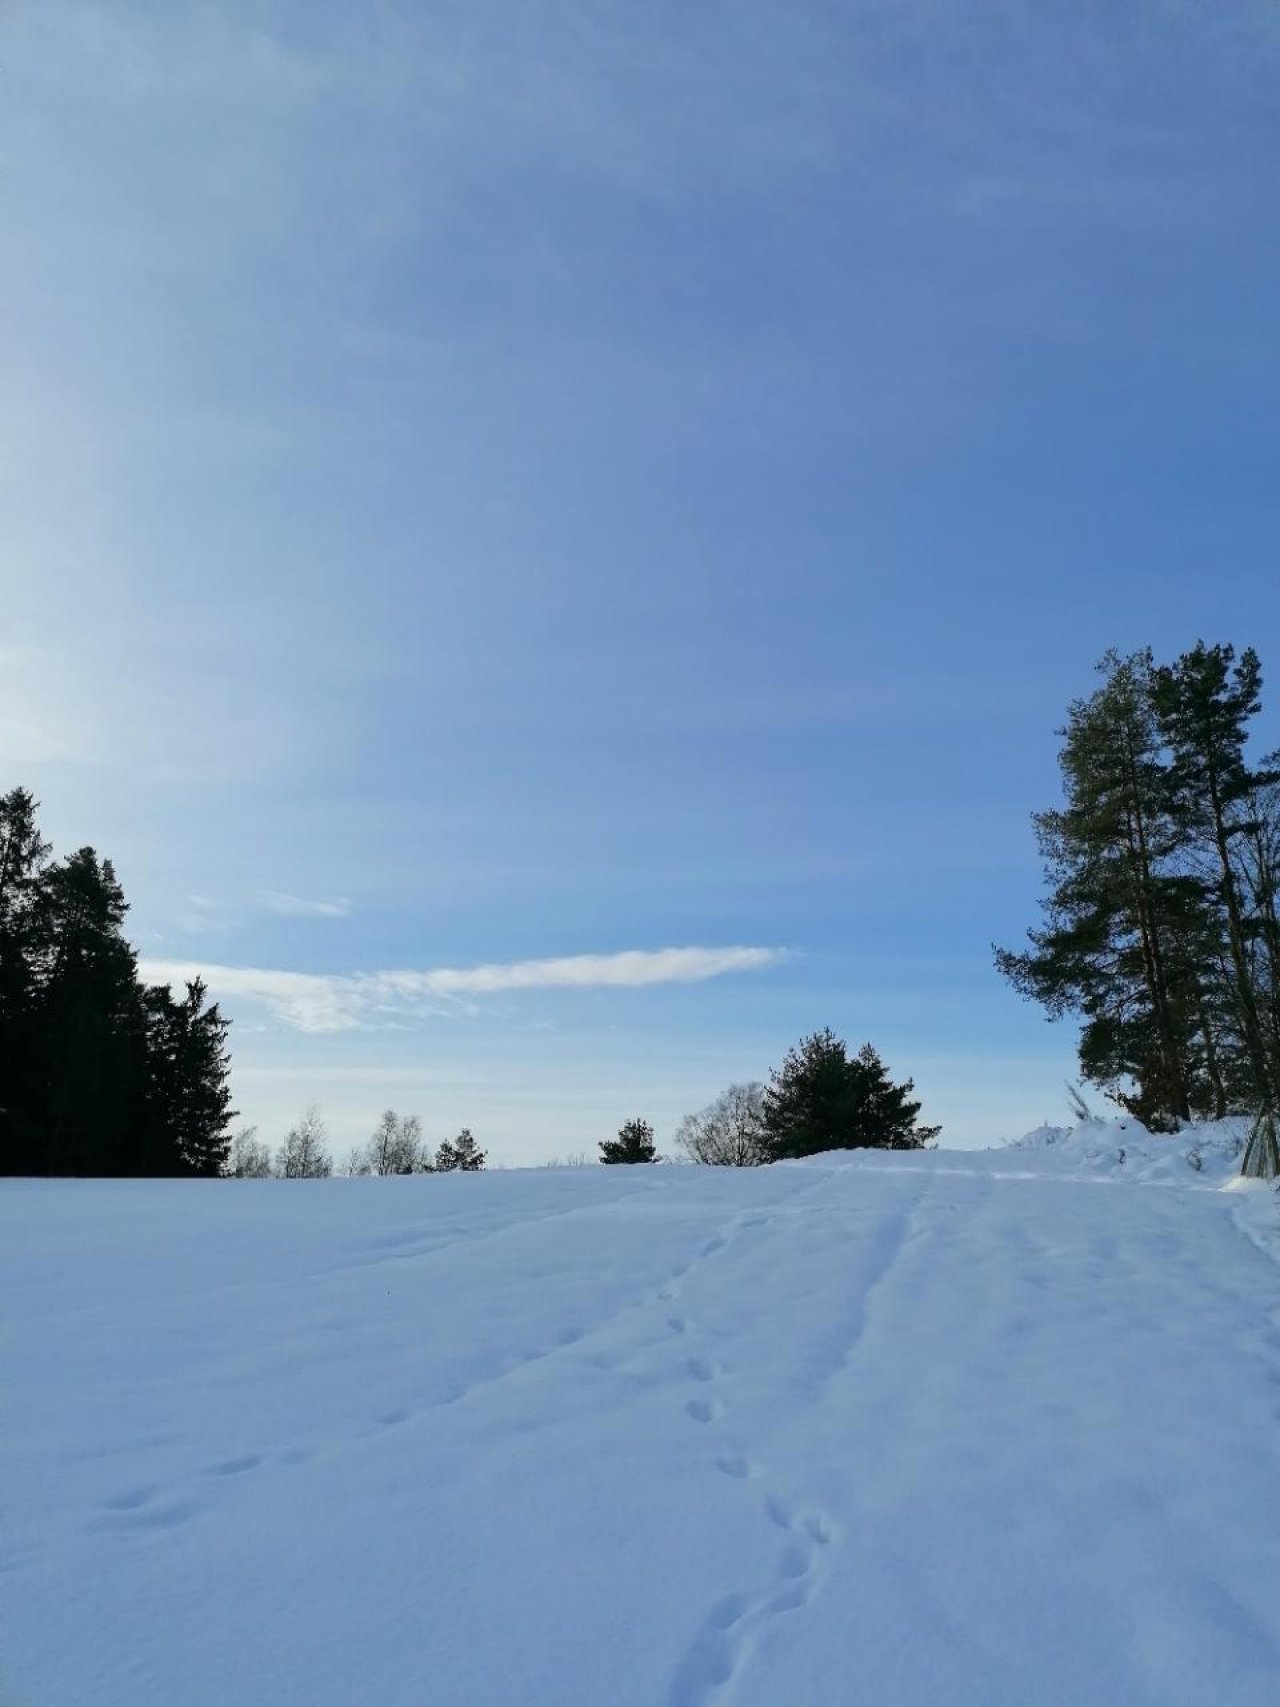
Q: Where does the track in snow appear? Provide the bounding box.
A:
[4,1150,1280,1707]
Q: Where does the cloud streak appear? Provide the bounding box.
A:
[260,891,352,919]
[140,946,787,1033]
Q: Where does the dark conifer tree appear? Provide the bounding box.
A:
[435,1128,486,1171]
[761,1030,939,1159]
[996,652,1216,1127]
[599,1118,658,1164]
[142,979,235,1176]
[32,849,152,1175]
[999,642,1280,1149]
[0,789,52,1173]
[1151,643,1279,1111]
[0,791,237,1177]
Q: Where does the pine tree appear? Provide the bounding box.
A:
[1151,643,1280,1112]
[599,1117,658,1164]
[995,651,1211,1127]
[0,789,51,1173]
[761,1031,939,1159]
[0,792,238,1178]
[998,642,1280,1137]
[32,849,152,1175]
[141,979,235,1176]
[435,1128,486,1171]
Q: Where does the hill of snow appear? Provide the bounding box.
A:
[4,1131,1280,1706]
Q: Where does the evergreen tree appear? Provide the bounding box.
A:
[761,1031,939,1159]
[0,789,51,1173]
[141,979,235,1176]
[999,642,1280,1142]
[0,791,237,1178]
[1151,643,1280,1111]
[995,652,1213,1127]
[435,1128,486,1171]
[599,1117,658,1164]
[32,849,152,1175]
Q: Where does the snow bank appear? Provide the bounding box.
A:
[1004,1114,1252,1185]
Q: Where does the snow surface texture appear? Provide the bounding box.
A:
[5,1124,1280,1707]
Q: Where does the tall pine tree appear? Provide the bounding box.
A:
[1000,643,1280,1146]
[996,652,1215,1127]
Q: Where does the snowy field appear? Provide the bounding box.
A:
[5,1126,1280,1707]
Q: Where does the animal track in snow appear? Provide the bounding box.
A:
[207,1454,264,1478]
[664,1516,834,1707]
[707,1592,751,1630]
[715,1453,761,1481]
[684,1397,723,1425]
[102,1486,156,1512]
[97,1489,198,1533]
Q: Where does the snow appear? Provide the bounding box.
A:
[4,1131,1280,1707]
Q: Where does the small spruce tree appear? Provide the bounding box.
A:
[435,1128,486,1171]
[599,1117,658,1164]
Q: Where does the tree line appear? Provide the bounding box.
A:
[1,788,940,1179]
[599,1029,940,1165]
[0,789,234,1176]
[996,642,1280,1175]
[233,1030,940,1178]
[226,1110,488,1179]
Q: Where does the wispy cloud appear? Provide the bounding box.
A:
[139,946,787,1033]
[260,891,352,919]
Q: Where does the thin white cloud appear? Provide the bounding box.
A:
[260,891,352,919]
[139,946,787,1034]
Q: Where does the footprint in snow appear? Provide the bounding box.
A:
[684,1397,724,1425]
[207,1454,263,1478]
[102,1486,156,1512]
[715,1453,761,1481]
[707,1592,751,1630]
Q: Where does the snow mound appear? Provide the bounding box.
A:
[1005,1114,1251,1186]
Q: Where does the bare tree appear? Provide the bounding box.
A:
[354,1109,426,1175]
[276,1106,332,1178]
[676,1083,770,1166]
[226,1125,272,1178]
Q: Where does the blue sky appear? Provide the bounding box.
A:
[4,2,1279,1162]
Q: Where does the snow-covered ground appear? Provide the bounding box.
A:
[5,1126,1280,1706]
